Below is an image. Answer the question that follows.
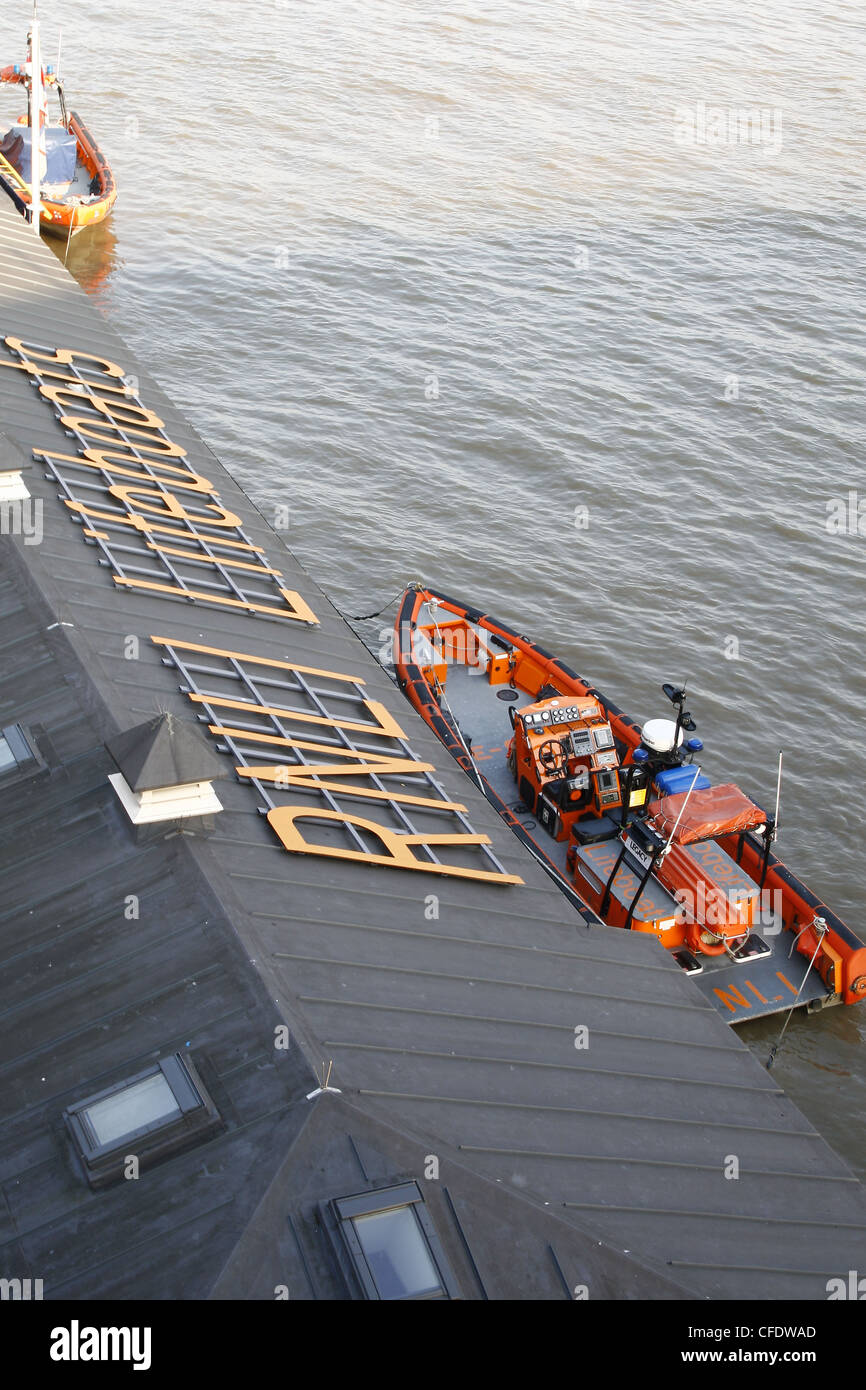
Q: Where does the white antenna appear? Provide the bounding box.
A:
[56,28,62,82]
[305,1058,342,1101]
[773,750,783,833]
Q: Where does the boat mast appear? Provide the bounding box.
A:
[758,750,783,891]
[28,3,45,234]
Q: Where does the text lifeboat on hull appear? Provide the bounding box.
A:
[393,584,866,1025]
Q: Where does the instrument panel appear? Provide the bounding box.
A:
[517,696,625,820]
[569,728,592,756]
[523,705,587,729]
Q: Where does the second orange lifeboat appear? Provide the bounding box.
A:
[0,42,116,237]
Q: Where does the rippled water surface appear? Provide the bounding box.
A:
[4,0,864,1172]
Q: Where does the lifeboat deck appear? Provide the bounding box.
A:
[416,638,833,1025]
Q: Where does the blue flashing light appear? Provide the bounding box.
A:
[686,737,703,753]
[632,747,649,763]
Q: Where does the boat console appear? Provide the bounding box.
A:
[509,694,625,839]
[511,686,778,959]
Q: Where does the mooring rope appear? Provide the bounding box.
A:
[342,580,422,622]
[765,917,828,1069]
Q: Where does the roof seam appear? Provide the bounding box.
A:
[275,950,714,1012]
[255,910,685,973]
[359,1088,818,1136]
[459,1146,856,1180]
[318,1040,783,1093]
[297,994,748,1052]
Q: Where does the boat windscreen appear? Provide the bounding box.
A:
[0,126,77,184]
[648,781,767,844]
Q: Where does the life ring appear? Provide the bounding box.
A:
[685,923,730,957]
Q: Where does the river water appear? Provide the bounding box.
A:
[3,0,864,1176]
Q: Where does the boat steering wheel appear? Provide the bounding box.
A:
[537,738,568,775]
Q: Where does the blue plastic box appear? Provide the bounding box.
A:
[653,765,711,797]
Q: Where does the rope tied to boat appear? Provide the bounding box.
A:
[342,580,423,622]
[765,916,828,1069]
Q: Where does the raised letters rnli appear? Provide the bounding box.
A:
[1,337,317,623]
[2,337,521,888]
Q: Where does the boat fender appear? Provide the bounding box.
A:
[428,589,482,623]
[520,638,553,662]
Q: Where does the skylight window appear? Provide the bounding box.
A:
[0,735,16,776]
[330,1183,459,1300]
[352,1205,442,1299]
[64,1053,220,1188]
[83,1071,181,1148]
[0,723,45,784]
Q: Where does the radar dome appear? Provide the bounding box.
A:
[641,718,684,754]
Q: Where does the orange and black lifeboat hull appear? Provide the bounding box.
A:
[37,113,116,236]
[0,110,116,236]
[394,584,866,1006]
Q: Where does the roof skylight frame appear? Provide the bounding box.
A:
[63,1051,220,1188]
[330,1182,460,1301]
[0,722,47,786]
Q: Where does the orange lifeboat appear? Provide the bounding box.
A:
[0,48,116,237]
[393,583,866,1025]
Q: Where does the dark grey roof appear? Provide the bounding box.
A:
[106,711,227,791]
[209,1096,692,1301]
[1,192,865,1300]
[0,428,28,473]
[0,538,316,1299]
